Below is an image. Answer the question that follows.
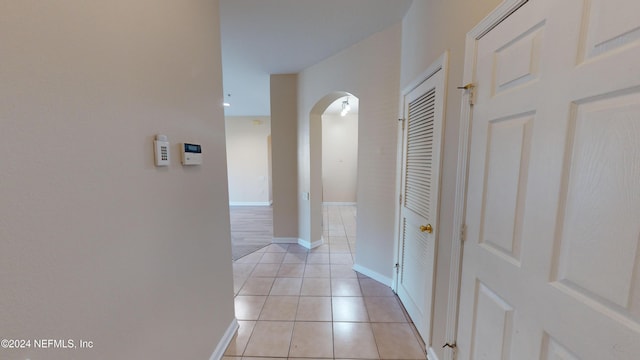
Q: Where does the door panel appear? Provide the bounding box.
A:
[397,66,446,345]
[480,113,533,265]
[458,0,640,358]
[471,281,514,360]
[493,21,544,95]
[555,93,640,310]
[400,216,433,315]
[542,335,580,360]
[580,0,640,61]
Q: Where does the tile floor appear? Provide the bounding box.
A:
[225,205,427,360]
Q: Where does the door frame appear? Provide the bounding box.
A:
[392,51,448,356]
[447,1,529,359]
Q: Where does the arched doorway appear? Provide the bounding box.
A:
[307,92,359,248]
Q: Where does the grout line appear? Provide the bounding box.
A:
[232,205,428,360]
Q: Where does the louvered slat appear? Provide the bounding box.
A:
[404,87,436,219]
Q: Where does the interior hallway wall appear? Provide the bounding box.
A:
[322,113,358,203]
[401,0,503,357]
[0,1,235,359]
[225,116,272,205]
[298,23,402,282]
[270,74,299,240]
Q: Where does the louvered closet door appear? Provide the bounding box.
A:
[397,67,445,345]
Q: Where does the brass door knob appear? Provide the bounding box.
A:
[420,224,433,233]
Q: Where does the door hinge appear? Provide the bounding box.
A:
[443,342,458,359]
[470,86,476,106]
[398,118,405,130]
[460,224,467,242]
[399,194,402,205]
[394,263,399,273]
[458,83,476,106]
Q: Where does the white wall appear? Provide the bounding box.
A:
[322,113,358,203]
[0,1,235,359]
[401,0,503,357]
[225,116,272,205]
[298,24,402,281]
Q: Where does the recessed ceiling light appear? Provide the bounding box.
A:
[223,93,232,107]
[340,98,351,117]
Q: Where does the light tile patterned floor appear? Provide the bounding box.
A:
[225,205,427,360]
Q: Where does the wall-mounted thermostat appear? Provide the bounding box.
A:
[154,134,170,166]
[181,143,202,165]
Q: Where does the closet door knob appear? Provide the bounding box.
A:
[420,224,433,233]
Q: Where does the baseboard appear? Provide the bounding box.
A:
[272,237,298,244]
[427,346,440,360]
[209,318,238,360]
[322,202,357,206]
[298,237,323,249]
[352,263,393,287]
[229,201,272,206]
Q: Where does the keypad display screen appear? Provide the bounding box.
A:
[184,143,201,153]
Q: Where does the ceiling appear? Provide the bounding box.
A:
[219,0,413,117]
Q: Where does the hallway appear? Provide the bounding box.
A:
[225,205,427,359]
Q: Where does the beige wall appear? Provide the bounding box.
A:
[225,116,272,205]
[298,24,402,280]
[322,113,358,203]
[0,1,235,359]
[270,74,299,239]
[401,0,503,357]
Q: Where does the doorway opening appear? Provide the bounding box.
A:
[224,116,274,260]
[393,53,448,350]
[321,95,359,257]
[309,92,359,249]
[321,96,359,206]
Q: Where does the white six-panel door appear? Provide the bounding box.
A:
[397,63,446,346]
[457,0,640,358]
